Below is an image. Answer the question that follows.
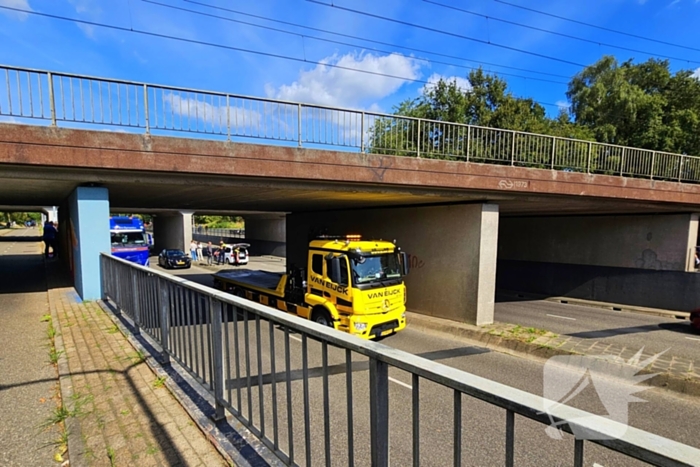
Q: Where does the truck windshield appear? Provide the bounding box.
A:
[111,231,147,247]
[351,253,402,284]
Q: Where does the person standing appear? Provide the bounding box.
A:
[190,240,198,261]
[206,241,213,266]
[196,241,203,263]
[42,221,58,258]
[217,241,226,265]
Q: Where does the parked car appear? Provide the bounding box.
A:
[691,309,700,331]
[158,249,192,269]
[223,243,250,265]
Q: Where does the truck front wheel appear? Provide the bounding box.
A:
[311,308,333,328]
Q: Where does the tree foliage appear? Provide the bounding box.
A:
[373,58,700,173]
[567,55,700,156]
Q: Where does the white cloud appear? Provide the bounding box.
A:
[556,100,571,111]
[692,67,700,79]
[421,73,472,94]
[0,0,33,21]
[267,52,421,110]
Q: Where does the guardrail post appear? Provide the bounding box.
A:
[650,152,656,180]
[587,142,592,174]
[47,72,56,126]
[466,126,471,162]
[417,120,421,158]
[143,84,150,134]
[209,297,226,421]
[226,94,231,142]
[158,279,170,365]
[551,137,556,169]
[620,147,625,175]
[131,274,141,335]
[297,104,302,148]
[510,131,516,166]
[369,357,389,467]
[679,155,684,182]
[360,111,365,153]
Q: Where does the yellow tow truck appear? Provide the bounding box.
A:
[212,235,410,339]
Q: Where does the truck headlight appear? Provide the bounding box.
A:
[401,313,406,320]
[354,322,367,332]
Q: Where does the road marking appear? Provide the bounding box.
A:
[685,337,700,342]
[289,335,303,343]
[388,377,412,389]
[546,314,576,321]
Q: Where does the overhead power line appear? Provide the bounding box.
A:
[493,0,700,54]
[425,0,700,65]
[145,0,567,85]
[183,0,571,80]
[306,0,587,68]
[0,4,564,109]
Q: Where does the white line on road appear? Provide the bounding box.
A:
[546,314,577,321]
[685,337,700,342]
[388,377,412,390]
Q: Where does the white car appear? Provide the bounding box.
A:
[223,243,250,265]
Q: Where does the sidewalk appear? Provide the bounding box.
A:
[0,232,229,467]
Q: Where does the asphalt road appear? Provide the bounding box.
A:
[159,258,700,467]
[495,298,699,362]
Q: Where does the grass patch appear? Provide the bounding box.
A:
[48,346,64,365]
[42,405,72,428]
[46,322,57,340]
[40,314,52,322]
[120,409,130,416]
[145,445,159,455]
[107,446,116,467]
[106,325,119,334]
[526,336,537,343]
[152,376,167,389]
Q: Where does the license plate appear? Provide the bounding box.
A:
[177,261,184,265]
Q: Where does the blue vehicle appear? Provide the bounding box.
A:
[110,216,150,266]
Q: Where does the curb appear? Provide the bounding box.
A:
[406,312,700,399]
[49,284,89,466]
[498,290,691,320]
[98,300,284,467]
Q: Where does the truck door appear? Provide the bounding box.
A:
[325,255,353,314]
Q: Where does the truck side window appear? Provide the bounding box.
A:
[312,254,323,275]
[326,256,349,286]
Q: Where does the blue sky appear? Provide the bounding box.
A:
[1,0,700,118]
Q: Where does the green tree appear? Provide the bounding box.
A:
[567,55,700,156]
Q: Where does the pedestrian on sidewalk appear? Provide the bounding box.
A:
[190,240,198,261]
[42,221,58,258]
[196,241,203,263]
[206,241,213,266]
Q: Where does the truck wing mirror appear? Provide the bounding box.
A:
[330,256,342,284]
[400,252,410,276]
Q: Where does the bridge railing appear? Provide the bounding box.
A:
[1,64,698,183]
[101,254,700,466]
[193,226,245,239]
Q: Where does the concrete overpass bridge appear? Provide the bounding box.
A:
[2,64,700,325]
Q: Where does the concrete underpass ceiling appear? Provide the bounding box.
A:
[0,164,697,216]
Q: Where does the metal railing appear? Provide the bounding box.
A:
[101,254,700,466]
[2,64,700,183]
[193,226,245,239]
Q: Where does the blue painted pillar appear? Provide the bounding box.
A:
[68,186,110,300]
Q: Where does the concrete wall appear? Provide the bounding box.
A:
[152,212,193,253]
[499,213,699,272]
[287,203,499,325]
[497,259,700,312]
[245,217,285,243]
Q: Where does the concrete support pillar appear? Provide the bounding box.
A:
[684,214,699,272]
[152,211,193,253]
[68,187,110,300]
[287,203,499,326]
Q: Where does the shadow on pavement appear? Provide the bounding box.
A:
[567,322,695,339]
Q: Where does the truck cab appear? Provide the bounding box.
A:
[305,235,409,338]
